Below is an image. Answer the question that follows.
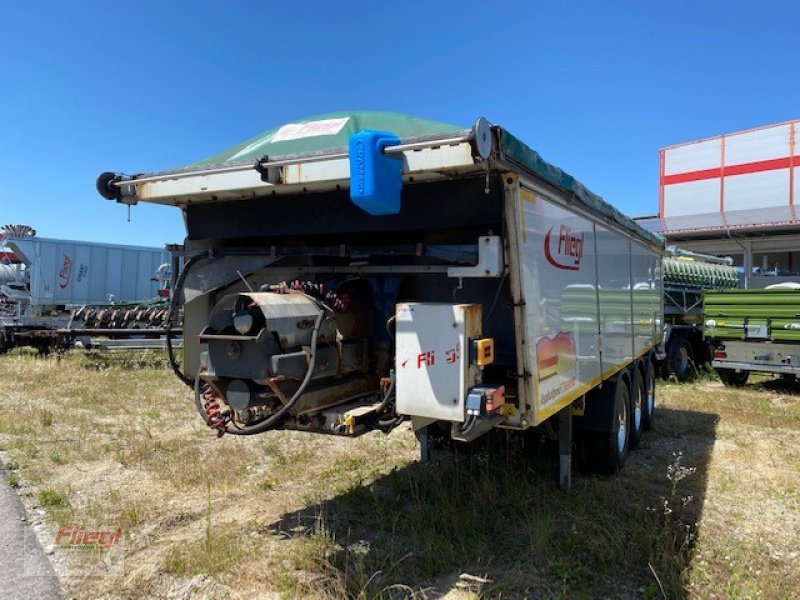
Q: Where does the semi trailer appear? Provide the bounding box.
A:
[0,226,170,351]
[97,111,663,487]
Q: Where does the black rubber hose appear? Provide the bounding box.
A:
[166,250,210,386]
[223,304,327,435]
[374,379,395,415]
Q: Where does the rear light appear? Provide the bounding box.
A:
[158,289,170,298]
[714,351,727,359]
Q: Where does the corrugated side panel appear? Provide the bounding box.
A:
[704,289,800,342]
[517,188,661,425]
[11,238,168,306]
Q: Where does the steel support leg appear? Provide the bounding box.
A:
[558,406,572,492]
[417,425,430,463]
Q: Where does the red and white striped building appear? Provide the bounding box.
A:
[639,119,800,287]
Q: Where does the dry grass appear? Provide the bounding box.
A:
[0,349,798,599]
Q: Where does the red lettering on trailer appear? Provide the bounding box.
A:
[445,343,461,364]
[544,225,583,271]
[416,351,435,368]
[58,255,73,289]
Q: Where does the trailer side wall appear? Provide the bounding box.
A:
[514,183,661,425]
[8,238,168,306]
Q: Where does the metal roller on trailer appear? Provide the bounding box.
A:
[97,111,663,487]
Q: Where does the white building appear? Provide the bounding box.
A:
[637,118,800,288]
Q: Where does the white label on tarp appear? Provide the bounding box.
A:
[271,117,350,142]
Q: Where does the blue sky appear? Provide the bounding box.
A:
[1,1,798,248]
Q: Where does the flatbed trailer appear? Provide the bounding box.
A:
[705,288,800,386]
[98,111,663,487]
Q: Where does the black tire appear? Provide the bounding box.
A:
[629,367,645,449]
[667,336,694,382]
[582,377,630,475]
[642,358,656,431]
[717,368,749,387]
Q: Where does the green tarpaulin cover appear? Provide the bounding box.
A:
[190,111,465,167]
[183,111,660,247]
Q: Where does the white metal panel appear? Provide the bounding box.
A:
[631,241,661,357]
[660,120,800,234]
[663,179,721,216]
[518,188,601,417]
[8,238,167,306]
[136,144,476,204]
[725,124,790,164]
[664,138,721,175]
[595,226,633,367]
[395,303,482,422]
[724,170,789,212]
[512,184,661,425]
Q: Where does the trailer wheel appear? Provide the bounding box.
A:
[642,358,656,431]
[583,377,630,474]
[717,368,749,387]
[667,336,694,382]
[629,367,645,449]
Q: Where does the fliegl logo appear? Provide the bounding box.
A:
[544,225,584,271]
[55,525,123,551]
[58,254,73,289]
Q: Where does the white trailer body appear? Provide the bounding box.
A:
[510,184,661,426]
[1,235,169,351]
[6,237,167,309]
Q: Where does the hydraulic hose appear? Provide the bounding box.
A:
[374,379,395,415]
[166,250,210,386]
[208,304,328,436]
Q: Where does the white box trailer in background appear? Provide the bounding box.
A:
[7,237,168,310]
[97,111,663,488]
[0,232,169,351]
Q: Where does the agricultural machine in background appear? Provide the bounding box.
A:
[98,111,664,488]
[661,247,739,380]
[0,224,176,352]
[705,286,800,386]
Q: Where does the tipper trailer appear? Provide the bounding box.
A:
[0,226,171,352]
[97,111,663,487]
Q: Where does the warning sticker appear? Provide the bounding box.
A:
[271,117,350,142]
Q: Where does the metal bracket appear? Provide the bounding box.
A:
[254,155,283,184]
[450,414,504,443]
[447,235,503,278]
